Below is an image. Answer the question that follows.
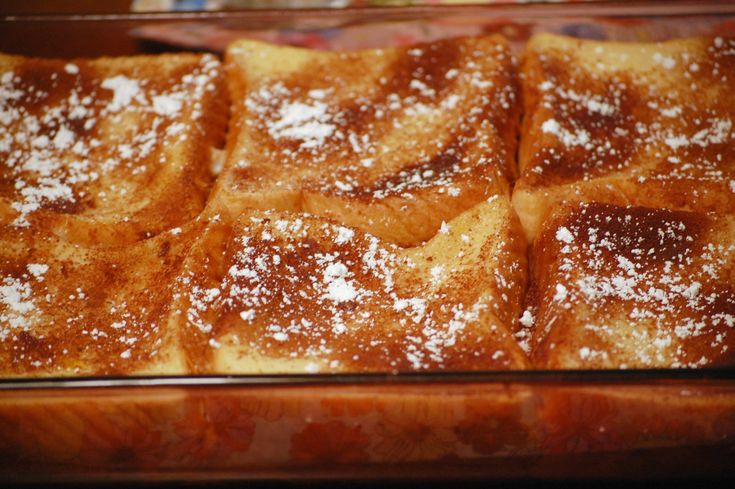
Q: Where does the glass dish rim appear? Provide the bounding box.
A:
[1,368,735,390]
[1,0,735,24]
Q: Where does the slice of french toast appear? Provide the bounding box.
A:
[0,52,227,245]
[0,223,205,377]
[525,202,735,369]
[170,196,529,373]
[211,35,520,247]
[514,34,735,242]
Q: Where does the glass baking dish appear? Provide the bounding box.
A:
[1,1,735,482]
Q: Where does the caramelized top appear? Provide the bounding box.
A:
[526,202,735,369]
[0,53,224,240]
[0,40,529,377]
[213,36,520,245]
[175,198,529,373]
[520,35,735,194]
[230,35,518,177]
[0,224,200,376]
[5,34,735,376]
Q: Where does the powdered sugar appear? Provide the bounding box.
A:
[2,54,222,229]
[0,277,35,318]
[101,75,144,112]
[527,37,735,194]
[323,262,359,303]
[334,226,354,245]
[536,203,735,368]
[268,98,336,149]
[555,226,574,244]
[152,94,183,117]
[553,284,568,303]
[664,118,732,150]
[653,52,676,70]
[180,205,523,371]
[238,39,516,224]
[519,309,534,328]
[26,264,49,279]
[541,118,591,148]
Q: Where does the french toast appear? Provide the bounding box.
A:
[4,33,735,377]
[514,34,735,242]
[0,223,204,377]
[171,196,529,373]
[0,52,227,245]
[211,35,520,246]
[526,202,735,369]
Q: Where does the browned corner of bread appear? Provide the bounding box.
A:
[212,35,521,247]
[527,201,735,369]
[170,196,530,373]
[514,34,735,243]
[0,51,227,246]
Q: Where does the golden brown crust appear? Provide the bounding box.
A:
[514,34,735,242]
[0,52,227,245]
[0,40,531,377]
[5,34,735,377]
[526,202,735,369]
[0,223,204,377]
[212,35,520,247]
[173,197,529,373]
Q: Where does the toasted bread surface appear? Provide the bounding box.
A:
[514,34,735,242]
[212,35,520,246]
[172,196,529,373]
[0,52,227,245]
[525,202,735,369]
[0,223,206,377]
[6,34,735,377]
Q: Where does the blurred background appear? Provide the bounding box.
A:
[0,0,605,15]
[1,0,732,58]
